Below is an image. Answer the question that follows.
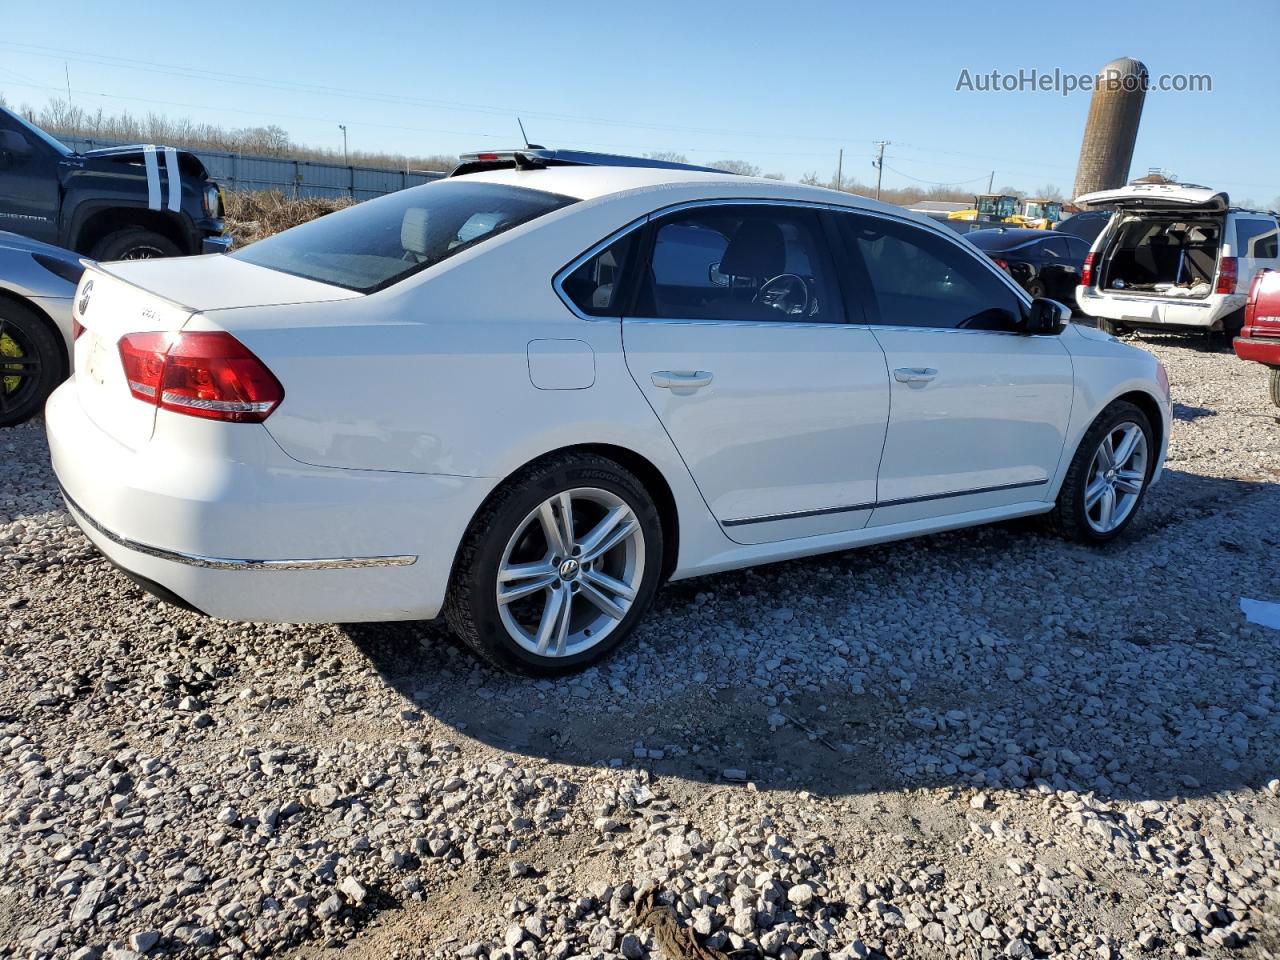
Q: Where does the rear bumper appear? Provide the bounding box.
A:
[1075,287,1240,329]
[1234,336,1280,367]
[46,379,493,623]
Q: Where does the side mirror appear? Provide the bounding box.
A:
[1025,297,1070,334]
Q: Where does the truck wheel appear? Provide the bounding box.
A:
[1270,368,1280,409]
[1097,318,1127,337]
[0,300,64,428]
[90,228,182,261]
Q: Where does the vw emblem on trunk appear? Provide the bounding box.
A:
[78,279,93,316]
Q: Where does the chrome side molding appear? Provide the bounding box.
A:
[60,488,417,571]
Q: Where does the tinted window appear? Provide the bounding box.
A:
[840,215,1023,330]
[637,206,836,322]
[1237,218,1279,258]
[233,181,575,293]
[560,233,637,317]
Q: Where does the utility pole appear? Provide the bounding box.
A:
[64,62,72,108]
[835,149,843,191]
[873,141,889,200]
[338,124,348,165]
[988,170,995,192]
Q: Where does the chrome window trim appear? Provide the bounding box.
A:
[61,488,417,571]
[552,195,1038,332]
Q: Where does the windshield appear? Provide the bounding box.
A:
[8,110,72,156]
[232,180,576,293]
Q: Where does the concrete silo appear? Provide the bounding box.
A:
[1072,58,1148,200]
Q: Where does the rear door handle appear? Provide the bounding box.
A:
[651,370,714,389]
[893,367,938,383]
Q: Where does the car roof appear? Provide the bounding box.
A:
[452,165,933,222]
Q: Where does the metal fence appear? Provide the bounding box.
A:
[59,136,446,200]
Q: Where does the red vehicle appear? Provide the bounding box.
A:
[1235,269,1280,406]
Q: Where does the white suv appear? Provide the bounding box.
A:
[1074,183,1280,337]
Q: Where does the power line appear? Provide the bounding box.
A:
[882,164,989,187]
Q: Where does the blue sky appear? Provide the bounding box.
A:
[1,0,1275,205]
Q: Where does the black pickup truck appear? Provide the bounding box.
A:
[0,107,229,260]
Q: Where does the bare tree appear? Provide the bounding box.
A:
[644,151,689,164]
[708,159,762,178]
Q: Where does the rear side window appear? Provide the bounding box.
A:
[1236,218,1279,258]
[560,233,637,317]
[838,215,1023,330]
[232,181,575,293]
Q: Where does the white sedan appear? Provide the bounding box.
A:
[47,161,1171,674]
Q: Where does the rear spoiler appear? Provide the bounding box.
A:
[450,148,726,178]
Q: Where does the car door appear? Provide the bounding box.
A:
[1035,236,1084,301]
[618,202,891,545]
[0,113,62,246]
[831,211,1074,527]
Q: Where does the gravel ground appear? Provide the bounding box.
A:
[1,334,1278,960]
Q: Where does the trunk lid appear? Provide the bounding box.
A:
[72,267,191,449]
[69,257,359,449]
[1076,183,1228,212]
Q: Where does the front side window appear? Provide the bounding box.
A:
[839,215,1024,330]
[636,206,836,322]
[232,181,575,293]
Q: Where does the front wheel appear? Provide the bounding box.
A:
[1269,368,1280,409]
[1049,400,1154,543]
[1097,318,1128,337]
[445,454,664,675]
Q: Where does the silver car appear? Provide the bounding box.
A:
[0,231,81,427]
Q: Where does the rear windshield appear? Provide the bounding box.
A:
[232,181,575,293]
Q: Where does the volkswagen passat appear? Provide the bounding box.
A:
[47,161,1171,674]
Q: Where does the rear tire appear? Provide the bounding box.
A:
[0,299,64,428]
[1097,318,1127,337]
[1270,368,1280,409]
[1049,400,1154,544]
[444,453,664,676]
[90,228,182,261]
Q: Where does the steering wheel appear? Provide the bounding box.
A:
[753,273,811,316]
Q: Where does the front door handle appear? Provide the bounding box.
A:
[893,367,938,383]
[651,370,714,390]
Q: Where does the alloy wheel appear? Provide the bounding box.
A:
[496,487,645,658]
[1084,421,1148,534]
[0,317,42,417]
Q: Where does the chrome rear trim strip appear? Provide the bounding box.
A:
[60,488,417,571]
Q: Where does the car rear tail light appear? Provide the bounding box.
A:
[992,257,1010,272]
[72,319,85,340]
[117,331,283,423]
[1081,252,1096,287]
[1215,256,1238,295]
